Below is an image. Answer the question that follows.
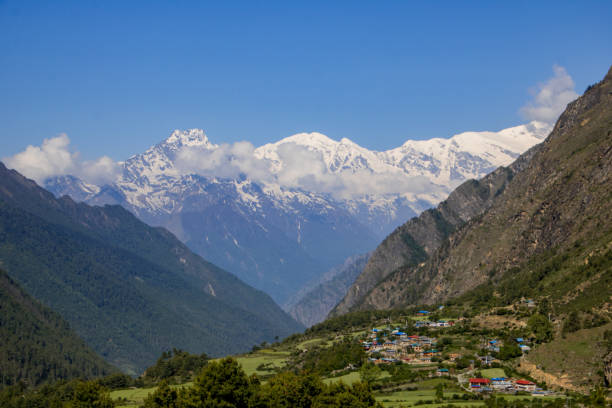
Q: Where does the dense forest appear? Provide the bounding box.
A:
[0,269,114,387]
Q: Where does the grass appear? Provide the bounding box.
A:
[323,370,391,385]
[375,389,477,407]
[231,351,290,376]
[480,368,506,379]
[296,337,329,350]
[525,322,612,390]
[323,371,362,385]
[374,389,560,408]
[111,383,192,407]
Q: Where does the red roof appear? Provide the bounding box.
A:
[515,380,535,385]
[469,378,491,384]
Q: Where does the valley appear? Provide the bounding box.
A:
[0,3,610,404]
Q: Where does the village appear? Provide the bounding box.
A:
[360,309,557,398]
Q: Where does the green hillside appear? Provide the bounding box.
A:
[0,163,302,374]
[0,269,114,387]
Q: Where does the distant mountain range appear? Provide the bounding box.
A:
[335,66,612,315]
[286,253,370,327]
[0,163,302,374]
[43,122,550,305]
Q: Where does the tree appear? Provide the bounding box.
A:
[527,313,553,343]
[143,380,179,408]
[185,358,252,408]
[498,343,522,361]
[359,363,382,385]
[435,383,444,401]
[71,381,115,408]
[258,371,323,408]
[312,381,380,408]
[562,311,582,335]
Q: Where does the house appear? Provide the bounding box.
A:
[447,353,461,362]
[417,310,430,316]
[478,355,496,366]
[519,344,531,353]
[469,378,491,391]
[436,368,449,377]
[487,340,500,353]
[515,380,536,392]
[491,377,512,389]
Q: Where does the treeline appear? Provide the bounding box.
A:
[0,379,114,408]
[143,357,381,408]
[142,348,209,384]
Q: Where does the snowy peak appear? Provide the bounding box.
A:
[276,132,338,148]
[162,129,216,151]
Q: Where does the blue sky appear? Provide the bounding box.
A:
[1,1,611,160]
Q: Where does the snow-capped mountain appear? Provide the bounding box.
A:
[44,122,550,306]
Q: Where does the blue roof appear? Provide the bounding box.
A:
[491,377,506,381]
[438,368,449,372]
[418,310,429,313]
[515,337,524,342]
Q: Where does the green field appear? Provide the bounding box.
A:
[297,336,330,350]
[323,370,391,385]
[230,350,290,376]
[480,368,506,379]
[375,390,560,408]
[375,389,475,407]
[112,386,156,408]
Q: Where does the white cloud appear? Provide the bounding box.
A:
[175,140,441,200]
[3,134,120,185]
[175,141,271,182]
[520,65,579,124]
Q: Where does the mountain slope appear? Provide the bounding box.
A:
[44,124,548,305]
[287,253,370,327]
[0,163,302,373]
[0,269,114,387]
[330,147,539,316]
[352,66,612,311]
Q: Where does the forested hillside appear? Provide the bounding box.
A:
[0,269,114,387]
[0,164,302,374]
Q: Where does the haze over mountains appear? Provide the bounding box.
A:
[37,122,550,307]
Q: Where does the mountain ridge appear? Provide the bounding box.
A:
[42,122,549,305]
[342,65,612,312]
